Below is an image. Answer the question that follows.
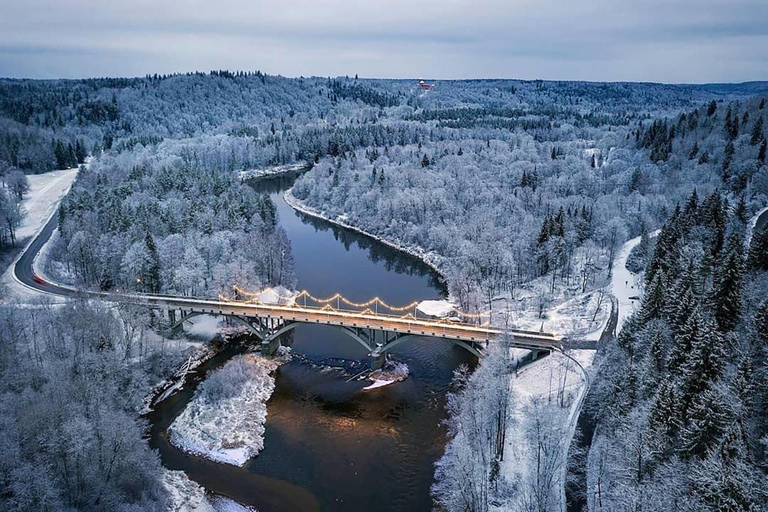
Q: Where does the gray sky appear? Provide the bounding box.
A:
[1,0,767,83]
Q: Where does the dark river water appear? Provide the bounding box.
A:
[147,171,475,512]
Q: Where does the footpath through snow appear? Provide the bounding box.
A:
[494,235,646,510]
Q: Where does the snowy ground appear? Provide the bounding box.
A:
[238,162,310,181]
[13,167,79,242]
[164,470,258,512]
[1,167,79,301]
[495,349,594,511]
[507,289,611,340]
[169,352,289,466]
[363,359,410,390]
[416,299,454,317]
[611,234,651,334]
[747,206,768,246]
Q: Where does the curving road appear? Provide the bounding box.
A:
[13,209,75,296]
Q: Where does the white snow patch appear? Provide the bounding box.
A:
[611,233,656,334]
[416,299,454,318]
[13,167,79,242]
[163,470,258,512]
[747,206,768,246]
[363,360,409,390]
[249,286,297,305]
[238,162,310,181]
[169,353,288,466]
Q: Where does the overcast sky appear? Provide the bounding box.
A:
[1,0,766,83]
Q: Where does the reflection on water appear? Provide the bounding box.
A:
[149,170,475,512]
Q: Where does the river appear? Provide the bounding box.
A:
[147,170,475,511]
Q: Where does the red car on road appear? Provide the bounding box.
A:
[32,274,45,285]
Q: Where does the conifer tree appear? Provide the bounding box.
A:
[710,233,744,332]
[647,379,679,448]
[679,313,726,401]
[751,116,764,145]
[747,225,768,270]
[639,272,668,328]
[144,232,161,293]
[681,386,731,458]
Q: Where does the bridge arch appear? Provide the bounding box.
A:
[226,316,377,355]
[376,334,484,359]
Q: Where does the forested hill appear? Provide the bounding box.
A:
[632,95,767,194]
[586,189,768,510]
[2,72,766,173]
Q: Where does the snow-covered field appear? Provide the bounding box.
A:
[13,167,79,242]
[169,352,288,466]
[509,288,611,339]
[1,167,79,301]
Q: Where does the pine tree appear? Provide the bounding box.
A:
[647,379,680,448]
[758,139,766,165]
[144,232,161,293]
[421,154,430,167]
[746,225,768,271]
[639,271,667,325]
[665,267,699,333]
[688,141,699,159]
[668,307,706,376]
[680,385,732,458]
[710,233,744,332]
[680,313,726,400]
[751,116,764,145]
[734,195,748,224]
[707,100,718,116]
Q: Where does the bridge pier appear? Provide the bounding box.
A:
[370,351,386,370]
[261,336,281,356]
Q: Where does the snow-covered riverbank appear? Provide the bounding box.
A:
[164,470,258,512]
[169,351,290,466]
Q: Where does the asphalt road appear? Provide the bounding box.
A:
[13,210,74,296]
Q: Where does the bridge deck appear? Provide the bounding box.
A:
[105,293,561,350]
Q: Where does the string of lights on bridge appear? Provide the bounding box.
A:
[221,285,494,324]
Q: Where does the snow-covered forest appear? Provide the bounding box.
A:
[50,142,295,295]
[584,191,768,510]
[1,72,768,511]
